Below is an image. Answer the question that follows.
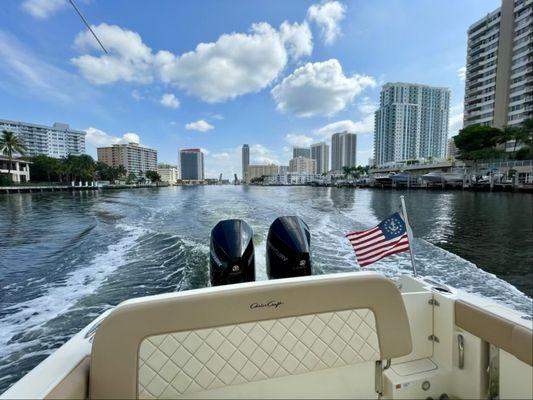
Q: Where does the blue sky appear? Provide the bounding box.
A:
[0,0,500,178]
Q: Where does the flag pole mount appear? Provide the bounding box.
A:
[400,195,418,277]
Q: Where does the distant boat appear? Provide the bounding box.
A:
[422,170,464,183]
[374,173,394,184]
[391,172,418,184]
[421,171,444,183]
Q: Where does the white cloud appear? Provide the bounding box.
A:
[279,21,313,59]
[314,97,377,139]
[285,133,314,147]
[131,89,144,100]
[212,152,231,160]
[22,0,67,18]
[160,93,180,108]
[250,144,280,165]
[72,23,154,84]
[307,1,346,44]
[449,102,464,136]
[72,18,313,102]
[271,59,376,117]
[457,66,466,82]
[85,127,140,148]
[185,119,214,132]
[156,23,288,103]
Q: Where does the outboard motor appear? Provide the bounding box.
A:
[210,219,255,286]
[266,216,312,279]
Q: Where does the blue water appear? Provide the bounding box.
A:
[0,186,531,393]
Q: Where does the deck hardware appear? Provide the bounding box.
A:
[458,334,464,369]
[428,334,440,343]
[422,380,431,391]
[428,299,440,306]
[375,360,384,398]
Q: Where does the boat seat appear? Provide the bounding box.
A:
[89,272,412,399]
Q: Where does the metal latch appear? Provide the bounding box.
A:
[428,298,440,306]
[458,334,465,369]
[428,334,440,343]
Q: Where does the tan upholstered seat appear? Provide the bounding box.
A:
[89,272,412,399]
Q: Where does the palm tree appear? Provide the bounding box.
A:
[0,130,27,182]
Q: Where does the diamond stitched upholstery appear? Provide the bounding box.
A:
[138,308,379,398]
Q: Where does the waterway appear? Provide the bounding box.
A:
[0,186,532,393]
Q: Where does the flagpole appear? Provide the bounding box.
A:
[400,195,418,277]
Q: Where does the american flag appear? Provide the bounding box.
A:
[346,212,411,267]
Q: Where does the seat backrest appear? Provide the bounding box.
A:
[89,272,412,399]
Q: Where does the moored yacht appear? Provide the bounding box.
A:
[1,217,531,400]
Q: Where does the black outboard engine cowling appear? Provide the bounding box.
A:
[210,219,255,286]
[266,216,312,279]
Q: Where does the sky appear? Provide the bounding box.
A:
[0,0,501,178]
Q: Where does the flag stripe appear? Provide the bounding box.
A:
[351,229,383,244]
[355,234,409,259]
[358,244,410,266]
[347,226,379,239]
[351,234,387,251]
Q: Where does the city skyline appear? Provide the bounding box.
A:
[0,0,501,178]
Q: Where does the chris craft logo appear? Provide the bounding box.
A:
[250,300,284,310]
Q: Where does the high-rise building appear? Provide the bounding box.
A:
[447,138,458,159]
[246,164,279,181]
[293,147,311,159]
[289,156,316,174]
[158,164,178,184]
[0,119,85,158]
[242,144,249,181]
[179,148,204,181]
[464,0,532,129]
[331,132,357,171]
[374,83,450,166]
[310,142,330,174]
[97,142,158,178]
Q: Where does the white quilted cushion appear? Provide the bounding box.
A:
[138,308,379,398]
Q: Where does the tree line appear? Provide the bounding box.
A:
[1,129,161,184]
[454,118,533,161]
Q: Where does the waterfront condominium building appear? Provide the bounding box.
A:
[242,144,249,182]
[374,83,450,166]
[293,147,311,159]
[97,142,158,178]
[157,164,178,184]
[289,156,316,174]
[0,119,86,158]
[246,164,279,181]
[464,0,532,129]
[331,132,357,171]
[179,148,204,181]
[310,142,330,174]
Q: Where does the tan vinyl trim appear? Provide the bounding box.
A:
[455,300,533,366]
[45,357,90,399]
[89,272,412,399]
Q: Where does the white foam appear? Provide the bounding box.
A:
[0,223,146,357]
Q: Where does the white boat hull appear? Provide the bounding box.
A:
[1,272,531,400]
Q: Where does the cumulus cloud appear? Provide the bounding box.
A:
[449,102,464,136]
[85,127,140,148]
[271,59,376,117]
[22,0,67,18]
[285,133,314,147]
[72,23,154,84]
[457,66,466,82]
[279,21,313,59]
[307,1,346,44]
[72,19,313,102]
[185,119,214,132]
[314,97,377,138]
[160,93,180,108]
[250,144,280,164]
